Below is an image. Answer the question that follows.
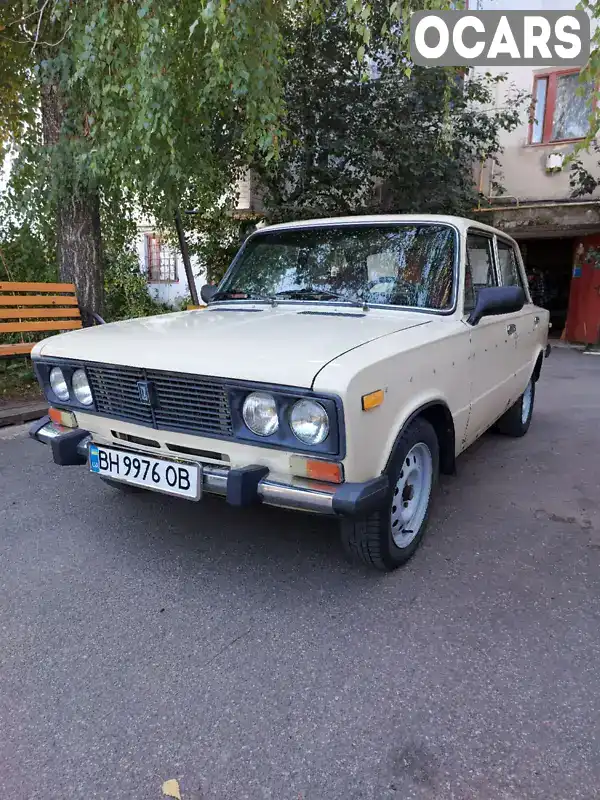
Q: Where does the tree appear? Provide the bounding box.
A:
[577,0,600,148]
[0,1,107,319]
[253,7,527,224]
[570,138,600,198]
[0,0,458,318]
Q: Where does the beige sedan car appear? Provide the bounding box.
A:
[31,215,550,571]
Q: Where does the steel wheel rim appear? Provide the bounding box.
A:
[521,380,533,425]
[390,442,433,548]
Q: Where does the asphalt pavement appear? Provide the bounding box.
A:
[1,348,599,800]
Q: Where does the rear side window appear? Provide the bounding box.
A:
[497,240,524,289]
[464,233,496,311]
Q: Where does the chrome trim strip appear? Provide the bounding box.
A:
[198,467,336,514]
[77,436,91,457]
[258,479,335,514]
[36,422,65,443]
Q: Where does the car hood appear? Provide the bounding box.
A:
[34,304,430,388]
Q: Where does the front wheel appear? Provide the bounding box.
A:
[495,378,535,437]
[340,418,439,571]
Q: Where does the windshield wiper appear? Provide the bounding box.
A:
[275,288,368,310]
[211,289,277,307]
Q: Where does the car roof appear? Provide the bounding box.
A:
[258,214,513,241]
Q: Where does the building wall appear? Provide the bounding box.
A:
[237,171,253,211]
[471,0,600,343]
[473,0,599,205]
[137,224,207,308]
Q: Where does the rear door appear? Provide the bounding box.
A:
[463,231,517,445]
[495,237,537,398]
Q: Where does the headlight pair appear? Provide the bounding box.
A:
[49,367,93,406]
[242,392,329,445]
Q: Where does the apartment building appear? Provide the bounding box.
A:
[472,0,600,344]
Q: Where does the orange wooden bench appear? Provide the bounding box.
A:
[0,281,85,358]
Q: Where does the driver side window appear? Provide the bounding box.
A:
[464,233,497,312]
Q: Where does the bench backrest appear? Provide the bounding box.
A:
[0,281,82,357]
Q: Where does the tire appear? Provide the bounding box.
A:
[495,378,535,438]
[100,477,145,494]
[340,417,439,572]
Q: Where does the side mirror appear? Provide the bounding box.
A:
[200,284,218,304]
[467,286,525,326]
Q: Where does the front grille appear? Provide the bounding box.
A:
[86,364,233,438]
[151,372,233,436]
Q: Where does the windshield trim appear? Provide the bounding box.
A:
[212,221,461,316]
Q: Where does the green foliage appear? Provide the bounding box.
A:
[0,223,57,283]
[0,2,38,151]
[67,0,459,227]
[574,0,600,152]
[0,119,57,280]
[2,0,460,219]
[104,249,171,321]
[254,8,526,222]
[0,128,168,320]
[570,138,600,199]
[0,208,171,322]
[185,206,264,285]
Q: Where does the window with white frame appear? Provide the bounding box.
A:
[145,233,178,283]
[464,233,496,311]
[496,240,523,290]
[530,70,594,145]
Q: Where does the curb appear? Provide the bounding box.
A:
[0,402,48,428]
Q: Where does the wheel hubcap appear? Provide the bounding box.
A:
[521,380,533,425]
[390,442,433,548]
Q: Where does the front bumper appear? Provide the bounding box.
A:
[30,418,388,517]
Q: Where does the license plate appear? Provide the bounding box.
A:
[89,444,201,500]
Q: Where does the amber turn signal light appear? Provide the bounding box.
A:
[306,460,343,484]
[361,389,384,411]
[49,407,78,428]
[290,455,344,484]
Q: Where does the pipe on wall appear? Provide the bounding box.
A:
[474,200,600,213]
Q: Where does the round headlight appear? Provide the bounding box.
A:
[49,367,69,401]
[290,399,329,445]
[72,369,93,406]
[242,392,279,437]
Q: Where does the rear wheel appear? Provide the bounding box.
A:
[340,418,439,571]
[496,378,535,437]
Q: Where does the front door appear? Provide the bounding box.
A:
[495,237,537,402]
[463,231,518,446]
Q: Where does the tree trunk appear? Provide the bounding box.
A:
[57,191,104,323]
[40,69,104,323]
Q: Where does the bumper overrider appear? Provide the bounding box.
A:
[29,416,388,517]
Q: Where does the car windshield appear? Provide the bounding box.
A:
[218,223,456,310]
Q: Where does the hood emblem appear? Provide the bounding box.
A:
[137,380,154,405]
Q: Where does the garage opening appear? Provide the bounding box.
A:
[516,237,574,339]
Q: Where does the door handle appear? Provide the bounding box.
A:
[507,323,517,335]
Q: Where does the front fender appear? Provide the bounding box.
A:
[314,324,471,482]
[378,392,455,477]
